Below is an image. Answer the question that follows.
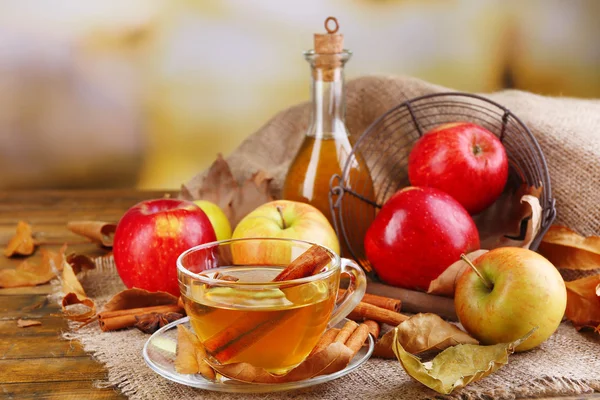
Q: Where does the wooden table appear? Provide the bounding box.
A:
[0,190,175,399]
[0,190,598,400]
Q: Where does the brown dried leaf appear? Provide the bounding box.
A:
[61,292,96,322]
[4,221,36,257]
[427,250,489,297]
[207,342,354,384]
[538,226,600,271]
[59,254,98,323]
[373,313,478,359]
[175,325,216,379]
[67,221,117,247]
[102,288,178,312]
[0,245,66,288]
[564,274,600,332]
[66,253,96,274]
[17,319,42,328]
[475,184,542,250]
[180,154,274,227]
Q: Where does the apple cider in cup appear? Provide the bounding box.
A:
[181,266,338,374]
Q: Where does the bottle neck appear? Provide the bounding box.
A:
[305,51,351,140]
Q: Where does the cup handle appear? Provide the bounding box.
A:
[328,258,367,328]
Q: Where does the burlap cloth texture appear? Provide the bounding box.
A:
[63,76,600,399]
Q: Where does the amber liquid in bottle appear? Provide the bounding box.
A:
[283,51,374,256]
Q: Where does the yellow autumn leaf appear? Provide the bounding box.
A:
[392,328,535,395]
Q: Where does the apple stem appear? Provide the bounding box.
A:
[460,254,493,290]
[276,206,287,229]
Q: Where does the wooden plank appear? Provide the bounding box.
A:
[0,285,54,296]
[0,317,70,337]
[0,295,59,320]
[0,336,86,359]
[0,357,107,384]
[0,381,124,400]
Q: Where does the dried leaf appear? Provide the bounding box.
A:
[102,288,178,312]
[66,253,96,274]
[564,274,600,331]
[175,325,216,380]
[427,250,488,297]
[17,319,42,328]
[3,221,36,257]
[373,314,478,359]
[59,254,98,322]
[392,328,535,395]
[538,226,600,271]
[475,184,542,250]
[0,245,66,288]
[61,261,86,298]
[67,221,117,247]
[180,154,274,227]
[207,342,354,384]
[61,292,96,322]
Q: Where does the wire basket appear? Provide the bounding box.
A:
[329,92,556,278]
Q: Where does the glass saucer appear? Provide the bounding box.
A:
[142,317,374,393]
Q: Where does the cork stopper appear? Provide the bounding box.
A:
[312,17,346,81]
[314,17,344,54]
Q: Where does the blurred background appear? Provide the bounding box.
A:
[0,0,598,190]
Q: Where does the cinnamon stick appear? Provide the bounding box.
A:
[309,328,340,356]
[339,289,401,312]
[344,323,370,357]
[362,319,380,339]
[98,304,182,320]
[274,245,331,281]
[203,245,331,363]
[348,302,408,327]
[98,304,184,332]
[334,320,359,344]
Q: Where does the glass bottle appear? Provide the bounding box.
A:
[282,20,374,254]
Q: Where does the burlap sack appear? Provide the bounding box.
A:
[63,258,600,400]
[219,75,600,237]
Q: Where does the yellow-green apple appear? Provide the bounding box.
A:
[113,199,216,296]
[364,186,480,290]
[231,200,339,265]
[455,247,566,351]
[193,200,232,241]
[408,122,508,214]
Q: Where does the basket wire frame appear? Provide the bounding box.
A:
[329,92,556,277]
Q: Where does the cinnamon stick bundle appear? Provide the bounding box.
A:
[309,323,370,359]
[348,302,408,327]
[338,289,401,312]
[203,245,332,363]
[98,304,184,332]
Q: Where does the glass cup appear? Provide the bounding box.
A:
[177,238,366,374]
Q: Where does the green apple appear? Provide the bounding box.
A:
[231,200,340,265]
[193,200,232,241]
[455,247,566,351]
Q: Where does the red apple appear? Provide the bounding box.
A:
[113,198,216,296]
[455,247,566,351]
[408,122,508,214]
[364,186,480,290]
